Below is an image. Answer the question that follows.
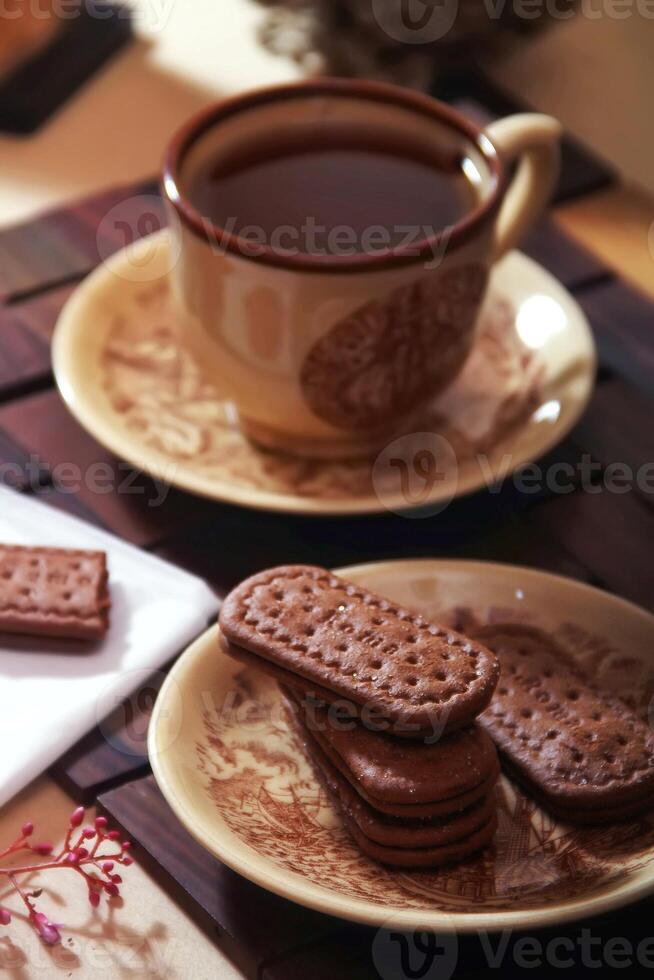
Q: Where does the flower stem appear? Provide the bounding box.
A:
[8,875,34,916]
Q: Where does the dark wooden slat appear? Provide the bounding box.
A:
[0,282,85,401]
[98,775,343,980]
[0,389,219,547]
[0,431,51,490]
[521,219,608,292]
[27,483,109,528]
[0,181,162,303]
[155,468,592,598]
[3,281,78,341]
[0,311,52,401]
[572,378,654,509]
[579,278,654,396]
[531,487,654,610]
[451,514,595,585]
[52,738,150,804]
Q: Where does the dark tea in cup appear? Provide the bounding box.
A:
[187,126,479,257]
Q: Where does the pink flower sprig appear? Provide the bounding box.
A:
[0,808,132,945]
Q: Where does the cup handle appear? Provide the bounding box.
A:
[483,113,562,262]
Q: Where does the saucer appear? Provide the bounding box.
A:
[53,231,595,515]
[149,559,654,932]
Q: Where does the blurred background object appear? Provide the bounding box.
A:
[0,2,63,81]
[255,0,579,89]
[0,0,132,134]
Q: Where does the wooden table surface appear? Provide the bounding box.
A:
[1,10,653,977]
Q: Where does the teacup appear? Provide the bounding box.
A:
[163,79,561,459]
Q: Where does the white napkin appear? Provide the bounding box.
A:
[0,487,219,807]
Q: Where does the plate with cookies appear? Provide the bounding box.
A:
[149,559,654,931]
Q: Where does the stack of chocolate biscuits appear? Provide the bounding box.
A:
[219,564,502,868]
[283,689,501,867]
[219,564,654,856]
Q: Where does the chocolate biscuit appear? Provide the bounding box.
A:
[219,565,499,737]
[344,809,497,868]
[0,544,110,641]
[301,719,497,848]
[285,684,499,807]
[303,723,499,820]
[476,624,654,822]
[506,767,654,825]
[317,739,498,819]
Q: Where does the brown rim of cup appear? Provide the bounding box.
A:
[162,78,506,275]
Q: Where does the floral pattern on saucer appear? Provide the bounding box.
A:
[100,278,543,503]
